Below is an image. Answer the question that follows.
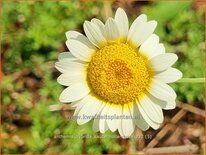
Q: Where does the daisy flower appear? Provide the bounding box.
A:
[55,8,182,138]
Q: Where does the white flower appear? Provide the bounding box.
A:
[55,8,182,138]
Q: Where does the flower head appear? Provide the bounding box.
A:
[55,8,182,138]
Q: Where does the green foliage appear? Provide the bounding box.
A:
[29,103,63,153]
[1,76,13,104]
[2,0,103,71]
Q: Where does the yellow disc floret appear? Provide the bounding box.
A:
[87,43,153,104]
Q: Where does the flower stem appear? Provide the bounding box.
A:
[177,78,205,83]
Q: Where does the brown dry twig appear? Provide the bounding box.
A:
[177,103,205,117]
[134,129,145,150]
[163,125,182,146]
[48,104,75,111]
[146,109,187,148]
[143,144,199,154]
[102,1,113,20]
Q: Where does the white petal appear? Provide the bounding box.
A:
[57,73,85,86]
[122,104,135,137]
[140,33,159,48]
[128,14,147,41]
[83,21,106,47]
[59,82,90,103]
[70,101,80,108]
[106,104,122,132]
[155,68,183,83]
[130,103,149,131]
[99,104,110,133]
[148,79,177,101]
[164,100,176,109]
[77,96,102,125]
[105,18,120,41]
[137,101,161,130]
[157,43,166,54]
[66,31,84,40]
[92,104,105,132]
[92,116,100,132]
[55,61,85,74]
[150,53,178,72]
[91,18,105,29]
[66,38,95,62]
[128,14,157,47]
[139,94,163,123]
[58,52,77,61]
[114,8,129,38]
[147,93,176,110]
[65,31,95,58]
[91,18,105,37]
[139,34,164,59]
[118,120,125,138]
[73,96,90,116]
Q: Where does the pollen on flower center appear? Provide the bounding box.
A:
[87,43,153,104]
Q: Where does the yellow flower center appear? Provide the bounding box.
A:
[87,43,153,104]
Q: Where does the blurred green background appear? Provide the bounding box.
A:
[1,0,205,154]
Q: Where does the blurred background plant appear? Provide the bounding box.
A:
[1,0,205,154]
